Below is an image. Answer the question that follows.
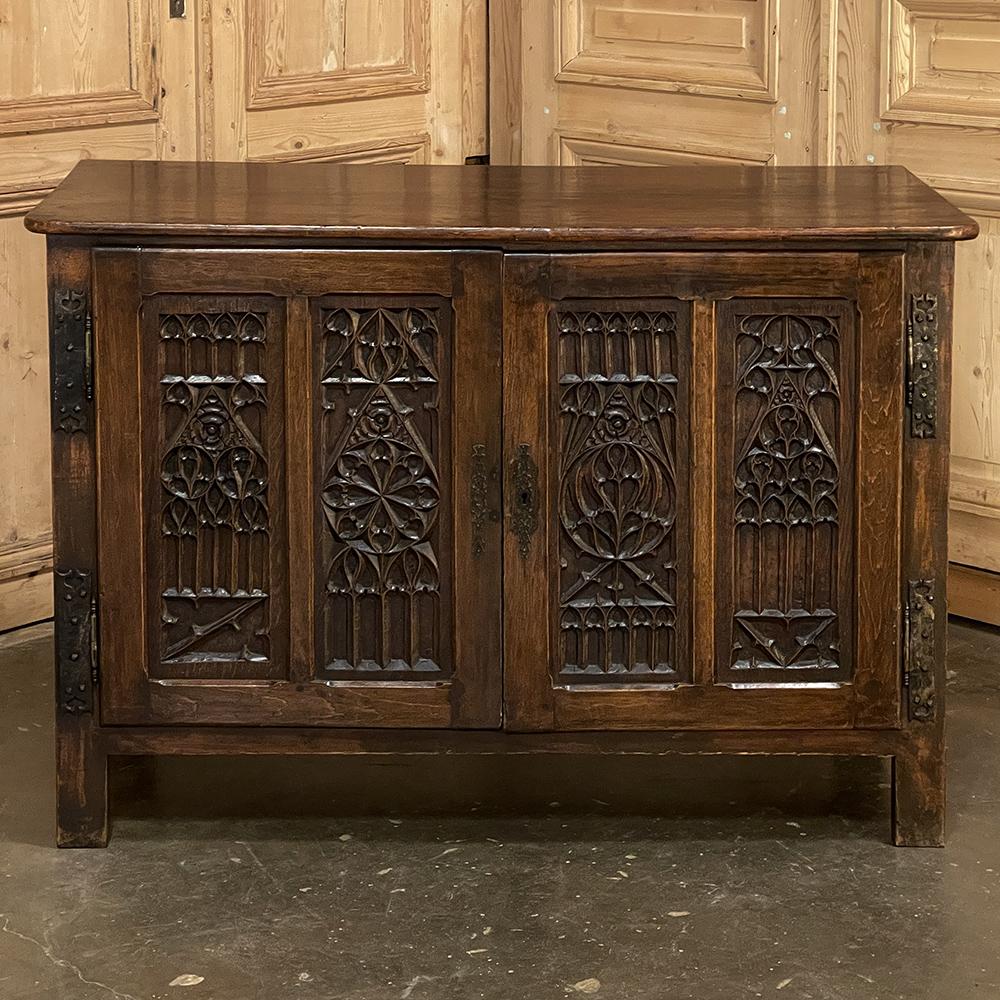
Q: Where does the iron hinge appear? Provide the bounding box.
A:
[56,570,98,715]
[904,579,936,721]
[90,594,100,690]
[52,288,93,434]
[84,309,94,403]
[906,293,938,438]
[902,600,911,689]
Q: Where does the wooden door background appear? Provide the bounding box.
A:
[0,0,487,630]
[492,0,1000,623]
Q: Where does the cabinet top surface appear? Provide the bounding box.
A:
[27,160,978,246]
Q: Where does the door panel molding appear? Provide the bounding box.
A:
[558,0,778,101]
[503,251,902,732]
[97,249,503,729]
[246,0,430,110]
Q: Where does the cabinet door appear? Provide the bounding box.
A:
[95,250,502,728]
[504,253,903,731]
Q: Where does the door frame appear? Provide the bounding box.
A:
[94,247,503,729]
[502,251,905,732]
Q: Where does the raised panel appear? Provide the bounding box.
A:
[251,134,430,165]
[0,0,157,134]
[143,296,288,681]
[559,0,777,101]
[883,0,1000,127]
[314,296,452,679]
[552,299,692,684]
[247,0,429,109]
[558,133,772,166]
[716,300,857,685]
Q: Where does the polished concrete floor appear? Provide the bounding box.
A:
[0,621,998,1000]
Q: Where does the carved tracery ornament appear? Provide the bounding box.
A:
[731,311,843,672]
[158,310,272,664]
[556,308,682,680]
[319,305,446,675]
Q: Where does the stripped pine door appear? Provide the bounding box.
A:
[206,0,487,164]
[503,252,905,731]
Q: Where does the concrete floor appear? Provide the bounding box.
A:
[0,622,998,1000]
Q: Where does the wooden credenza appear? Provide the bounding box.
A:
[28,161,977,847]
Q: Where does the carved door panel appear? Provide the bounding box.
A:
[504,252,904,731]
[95,249,502,728]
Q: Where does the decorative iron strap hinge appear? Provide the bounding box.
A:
[51,288,93,434]
[903,579,936,722]
[56,570,98,715]
[906,293,938,439]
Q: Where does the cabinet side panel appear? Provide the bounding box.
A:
[716,298,857,685]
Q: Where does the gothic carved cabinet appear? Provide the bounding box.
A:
[27,162,977,847]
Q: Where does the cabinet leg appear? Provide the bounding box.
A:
[56,718,109,848]
[891,739,945,847]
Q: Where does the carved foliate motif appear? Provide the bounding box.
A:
[51,288,91,434]
[318,304,448,676]
[556,308,684,681]
[158,310,272,665]
[729,310,845,673]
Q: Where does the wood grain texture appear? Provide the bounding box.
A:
[99,724,928,759]
[892,240,953,847]
[95,247,503,730]
[50,242,108,848]
[853,253,904,727]
[949,563,1000,627]
[27,162,979,244]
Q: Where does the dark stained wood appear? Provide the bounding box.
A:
[505,252,905,733]
[502,255,554,731]
[853,254,905,727]
[26,161,979,247]
[50,240,108,848]
[100,724,924,758]
[37,163,967,845]
[891,240,954,847]
[96,248,504,729]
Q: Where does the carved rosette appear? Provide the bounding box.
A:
[556,308,682,680]
[319,305,447,675]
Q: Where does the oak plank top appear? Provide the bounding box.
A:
[27,160,978,246]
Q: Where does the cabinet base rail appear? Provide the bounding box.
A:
[57,724,944,850]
